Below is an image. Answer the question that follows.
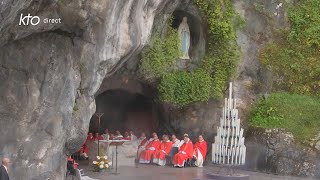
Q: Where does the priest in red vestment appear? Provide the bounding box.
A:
[139,133,161,164]
[122,131,131,140]
[193,135,207,167]
[80,132,94,158]
[173,134,193,167]
[94,133,104,140]
[153,134,172,166]
[86,132,94,141]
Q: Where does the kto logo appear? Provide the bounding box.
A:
[19,13,40,26]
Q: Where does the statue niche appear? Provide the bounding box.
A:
[178,17,190,60]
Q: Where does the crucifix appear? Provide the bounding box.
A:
[95,112,104,156]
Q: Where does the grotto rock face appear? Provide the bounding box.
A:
[0,0,178,179]
[0,0,319,179]
[245,128,320,178]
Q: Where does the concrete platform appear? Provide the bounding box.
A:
[74,161,316,180]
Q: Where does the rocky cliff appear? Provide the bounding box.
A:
[0,0,177,179]
[0,0,318,179]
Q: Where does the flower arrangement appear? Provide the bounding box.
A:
[92,156,112,172]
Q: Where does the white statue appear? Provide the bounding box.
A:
[178,17,190,59]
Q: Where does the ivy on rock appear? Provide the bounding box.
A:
[139,0,241,106]
[260,0,320,96]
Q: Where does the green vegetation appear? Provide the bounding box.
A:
[158,69,213,106]
[249,93,320,143]
[195,0,241,98]
[139,25,181,80]
[139,0,241,106]
[260,0,320,96]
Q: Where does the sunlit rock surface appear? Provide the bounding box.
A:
[0,0,176,179]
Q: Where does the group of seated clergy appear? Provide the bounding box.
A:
[138,133,207,167]
[78,129,207,167]
[79,129,138,158]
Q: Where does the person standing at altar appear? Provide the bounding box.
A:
[192,135,207,167]
[102,129,110,140]
[109,133,115,140]
[137,132,148,157]
[114,130,123,140]
[153,135,172,166]
[173,134,193,167]
[122,132,131,140]
[139,133,161,164]
[94,133,104,141]
[130,131,137,141]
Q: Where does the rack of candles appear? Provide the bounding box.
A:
[212,82,246,165]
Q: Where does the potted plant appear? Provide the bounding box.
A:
[92,156,112,172]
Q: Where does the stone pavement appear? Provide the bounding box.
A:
[77,163,316,180]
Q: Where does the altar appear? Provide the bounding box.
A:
[94,140,138,167]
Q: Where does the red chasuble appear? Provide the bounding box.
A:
[82,135,94,156]
[139,138,148,147]
[139,139,161,163]
[154,140,173,160]
[122,136,131,140]
[86,135,94,141]
[173,140,193,167]
[194,140,207,160]
[80,144,89,155]
[94,135,104,141]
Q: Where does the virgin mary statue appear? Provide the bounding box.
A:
[178,17,190,59]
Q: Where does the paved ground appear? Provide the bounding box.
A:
[74,161,316,180]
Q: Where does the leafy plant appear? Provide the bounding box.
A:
[139,25,180,80]
[195,0,240,98]
[139,0,241,106]
[260,0,320,96]
[158,69,213,106]
[249,93,320,143]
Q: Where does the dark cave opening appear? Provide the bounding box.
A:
[89,89,157,136]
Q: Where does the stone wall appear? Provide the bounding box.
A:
[245,128,320,178]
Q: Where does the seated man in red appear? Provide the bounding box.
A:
[80,132,94,159]
[139,133,161,164]
[79,144,89,159]
[94,132,104,140]
[153,134,172,166]
[192,135,207,167]
[122,131,131,140]
[86,132,94,141]
[173,134,193,167]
